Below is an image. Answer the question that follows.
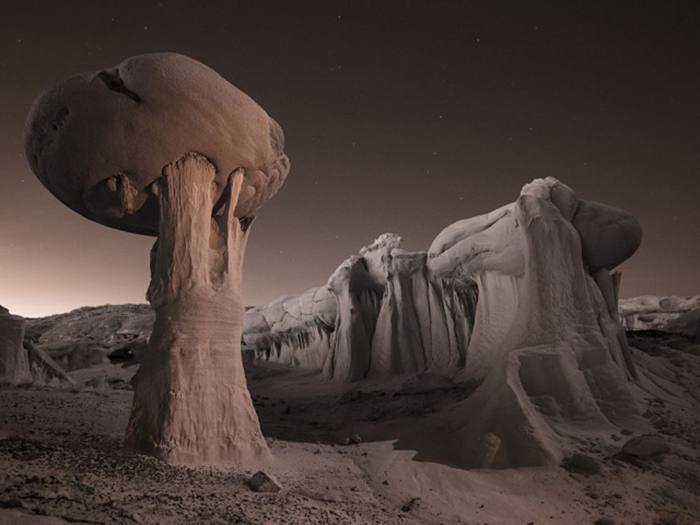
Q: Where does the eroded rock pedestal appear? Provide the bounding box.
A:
[25,53,290,465]
[124,154,269,465]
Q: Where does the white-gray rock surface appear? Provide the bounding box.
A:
[244,177,645,468]
[246,178,640,385]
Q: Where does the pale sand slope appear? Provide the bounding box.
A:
[1,330,699,525]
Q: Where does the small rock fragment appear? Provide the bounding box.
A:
[350,433,363,444]
[401,497,419,512]
[246,471,281,493]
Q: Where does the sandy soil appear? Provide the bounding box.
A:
[1,332,699,524]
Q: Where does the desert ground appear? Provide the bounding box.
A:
[1,305,699,525]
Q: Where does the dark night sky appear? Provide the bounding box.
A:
[1,1,699,317]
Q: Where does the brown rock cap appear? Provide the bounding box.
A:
[25,53,290,236]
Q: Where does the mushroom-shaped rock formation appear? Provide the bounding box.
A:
[25,53,290,465]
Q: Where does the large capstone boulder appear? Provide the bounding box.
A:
[25,52,289,236]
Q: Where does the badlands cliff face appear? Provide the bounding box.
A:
[244,177,645,468]
[244,177,641,383]
[244,232,478,381]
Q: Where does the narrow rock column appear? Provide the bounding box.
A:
[124,153,270,465]
[0,307,30,385]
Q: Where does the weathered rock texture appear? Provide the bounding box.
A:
[25,53,289,465]
[0,306,72,385]
[619,295,700,332]
[422,178,642,468]
[243,233,477,381]
[245,178,644,468]
[26,304,154,346]
[0,306,31,385]
[24,304,153,372]
[125,155,269,464]
[246,178,640,383]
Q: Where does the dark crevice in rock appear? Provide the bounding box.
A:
[239,216,254,233]
[212,179,230,219]
[96,69,142,103]
[51,106,70,130]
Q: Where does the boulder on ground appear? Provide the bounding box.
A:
[620,434,671,458]
[247,471,281,493]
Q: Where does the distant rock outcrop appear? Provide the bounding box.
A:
[26,304,154,371]
[1,305,73,385]
[0,306,31,385]
[26,304,154,346]
[618,295,700,333]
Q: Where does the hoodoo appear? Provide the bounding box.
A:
[25,53,290,465]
